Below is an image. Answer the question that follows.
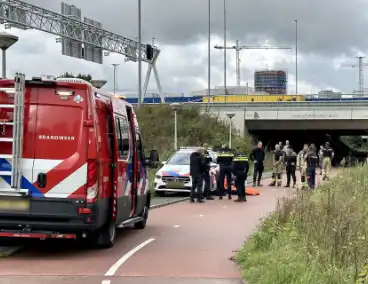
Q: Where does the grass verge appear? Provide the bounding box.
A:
[236,166,368,284]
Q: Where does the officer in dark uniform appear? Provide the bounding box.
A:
[284,145,297,188]
[249,141,265,187]
[202,143,214,200]
[217,143,234,200]
[189,148,206,203]
[322,142,334,180]
[305,146,319,189]
[232,151,249,202]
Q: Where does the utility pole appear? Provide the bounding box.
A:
[295,19,298,94]
[112,63,119,94]
[214,40,291,87]
[341,56,368,95]
[152,37,156,47]
[223,0,227,95]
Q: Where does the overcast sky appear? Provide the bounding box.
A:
[1,0,368,96]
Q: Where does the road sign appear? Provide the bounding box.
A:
[0,4,27,30]
[83,17,103,64]
[61,2,82,59]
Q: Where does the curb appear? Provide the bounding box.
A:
[0,246,22,257]
[150,197,190,209]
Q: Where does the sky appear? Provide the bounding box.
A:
[1,0,368,97]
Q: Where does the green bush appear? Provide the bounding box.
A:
[236,166,368,284]
[135,104,253,159]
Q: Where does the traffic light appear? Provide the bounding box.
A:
[146,44,154,61]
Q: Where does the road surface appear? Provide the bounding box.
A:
[0,172,329,284]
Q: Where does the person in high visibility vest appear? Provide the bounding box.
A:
[217,143,234,200]
[232,151,249,202]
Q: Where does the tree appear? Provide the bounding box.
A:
[58,72,92,82]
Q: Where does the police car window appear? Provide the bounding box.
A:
[118,116,130,159]
[136,133,144,163]
[167,152,191,165]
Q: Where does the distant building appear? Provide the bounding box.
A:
[254,70,287,94]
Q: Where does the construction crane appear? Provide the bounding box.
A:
[341,56,368,95]
[214,40,292,87]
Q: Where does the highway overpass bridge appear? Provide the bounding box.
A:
[196,101,368,154]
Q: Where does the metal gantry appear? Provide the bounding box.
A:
[0,0,164,103]
[341,56,368,95]
[214,40,291,87]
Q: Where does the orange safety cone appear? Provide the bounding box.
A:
[224,177,260,196]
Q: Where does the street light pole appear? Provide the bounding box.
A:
[226,113,235,148]
[138,0,142,107]
[0,32,19,78]
[295,19,298,94]
[112,64,119,94]
[170,103,181,150]
[223,0,227,96]
[208,0,211,97]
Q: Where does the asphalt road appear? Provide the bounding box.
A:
[0,171,326,284]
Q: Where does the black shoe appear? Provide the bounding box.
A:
[269,182,276,186]
[292,183,295,188]
[277,182,282,187]
[228,195,232,200]
[243,198,247,202]
[206,196,214,200]
[252,183,257,187]
[190,199,195,203]
[197,199,205,203]
[257,183,262,187]
[234,198,242,202]
[284,185,290,188]
[219,196,223,200]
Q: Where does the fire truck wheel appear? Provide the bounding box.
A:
[134,204,149,229]
[95,220,116,248]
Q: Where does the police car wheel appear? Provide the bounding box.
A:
[155,191,166,197]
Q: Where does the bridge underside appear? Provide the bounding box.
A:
[246,120,368,131]
[246,120,368,162]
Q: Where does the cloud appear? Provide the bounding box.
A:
[1,0,367,96]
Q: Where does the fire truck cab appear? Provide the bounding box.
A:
[0,74,159,248]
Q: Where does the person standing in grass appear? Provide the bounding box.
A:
[305,146,319,189]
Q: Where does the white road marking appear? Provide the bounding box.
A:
[101,280,111,284]
[199,214,204,217]
[104,238,155,276]
[173,225,180,228]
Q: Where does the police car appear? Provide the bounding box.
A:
[154,147,218,196]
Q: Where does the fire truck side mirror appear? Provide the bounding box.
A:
[146,149,159,168]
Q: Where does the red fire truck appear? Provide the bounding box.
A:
[0,74,159,248]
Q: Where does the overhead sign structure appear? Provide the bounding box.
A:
[0,0,164,102]
[61,2,82,59]
[83,17,103,64]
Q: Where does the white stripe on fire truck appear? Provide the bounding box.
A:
[44,163,87,198]
[124,181,131,196]
[144,178,149,194]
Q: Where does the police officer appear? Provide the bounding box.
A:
[322,142,334,180]
[284,145,297,188]
[202,143,214,200]
[250,141,265,187]
[297,144,309,189]
[189,148,206,203]
[217,143,234,200]
[283,140,290,152]
[232,151,250,202]
[305,146,319,189]
[269,144,284,187]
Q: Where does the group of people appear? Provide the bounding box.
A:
[269,141,334,190]
[189,141,265,203]
[189,140,335,204]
